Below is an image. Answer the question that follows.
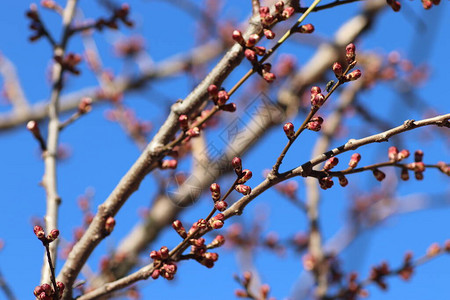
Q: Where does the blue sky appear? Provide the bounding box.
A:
[0,1,449,299]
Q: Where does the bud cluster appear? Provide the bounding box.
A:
[188,237,220,268]
[306,116,324,131]
[369,261,390,290]
[33,282,65,300]
[310,86,325,107]
[233,2,297,83]
[210,183,228,211]
[33,225,59,245]
[420,0,441,9]
[150,246,177,280]
[319,176,334,190]
[26,4,48,42]
[207,84,236,109]
[259,2,296,39]
[94,3,133,31]
[235,272,272,299]
[54,53,82,75]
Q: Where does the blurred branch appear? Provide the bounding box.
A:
[0,40,226,131]
[304,79,365,297]
[41,0,79,285]
[0,55,29,113]
[0,269,17,300]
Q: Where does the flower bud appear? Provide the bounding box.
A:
[151,269,160,279]
[34,285,43,297]
[160,246,169,260]
[246,34,259,47]
[150,250,161,260]
[208,235,225,248]
[263,72,276,83]
[398,149,410,160]
[406,162,425,172]
[254,46,266,56]
[105,216,115,234]
[232,157,242,174]
[41,283,52,295]
[34,225,45,239]
[210,218,224,229]
[210,183,220,194]
[161,159,178,169]
[47,229,60,242]
[261,284,270,298]
[275,1,284,12]
[346,43,356,63]
[401,168,409,181]
[281,7,295,19]
[178,115,188,130]
[78,97,92,114]
[437,161,450,176]
[348,153,361,168]
[372,169,386,181]
[319,176,334,190]
[244,49,257,62]
[259,6,270,17]
[172,220,187,238]
[422,0,432,9]
[232,30,244,44]
[283,122,295,139]
[414,150,424,162]
[427,243,440,257]
[388,146,399,162]
[311,93,325,107]
[306,116,323,131]
[332,62,343,78]
[27,120,43,140]
[387,0,401,11]
[221,103,236,112]
[56,282,65,295]
[235,184,251,195]
[263,29,275,39]
[208,84,219,99]
[323,157,339,171]
[217,90,229,106]
[238,169,253,184]
[310,86,321,95]
[345,69,361,81]
[186,127,200,137]
[338,175,348,187]
[214,200,228,211]
[297,23,314,33]
[415,171,424,180]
